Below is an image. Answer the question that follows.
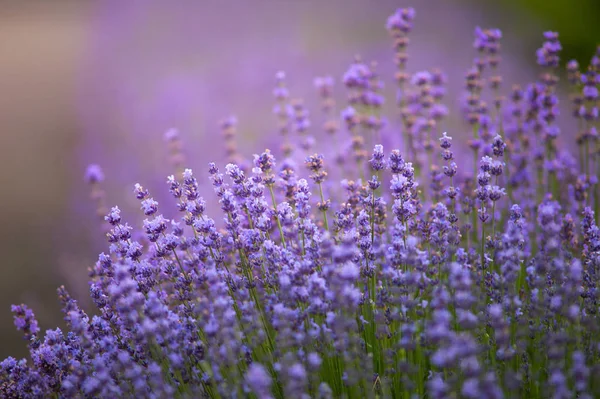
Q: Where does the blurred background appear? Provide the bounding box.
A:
[0,0,598,358]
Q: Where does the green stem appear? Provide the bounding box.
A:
[268,184,287,249]
[481,215,486,296]
[317,182,330,232]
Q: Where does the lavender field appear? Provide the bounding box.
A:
[2,3,600,399]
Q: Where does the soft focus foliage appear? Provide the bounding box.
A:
[2,5,600,399]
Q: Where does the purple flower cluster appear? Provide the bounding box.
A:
[4,6,600,399]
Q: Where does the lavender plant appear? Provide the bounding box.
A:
[3,6,600,399]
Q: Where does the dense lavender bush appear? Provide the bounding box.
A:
[3,6,600,399]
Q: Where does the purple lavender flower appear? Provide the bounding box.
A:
[246,363,273,399]
[84,164,105,184]
[386,7,415,34]
[536,31,562,68]
[11,305,39,343]
[473,27,502,54]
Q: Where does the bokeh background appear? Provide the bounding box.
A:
[0,0,598,359]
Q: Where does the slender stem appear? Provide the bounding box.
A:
[268,184,287,249]
[481,213,486,296]
[492,175,498,240]
[472,123,480,244]
[370,171,381,247]
[317,182,330,232]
